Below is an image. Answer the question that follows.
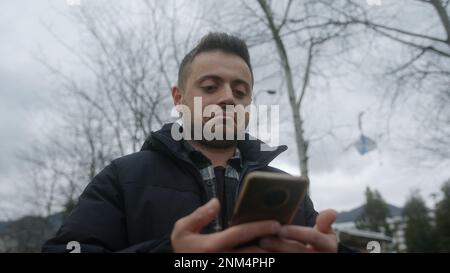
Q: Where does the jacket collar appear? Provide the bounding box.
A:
[141,123,287,169]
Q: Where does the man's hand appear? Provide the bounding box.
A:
[171,198,282,253]
[258,209,338,253]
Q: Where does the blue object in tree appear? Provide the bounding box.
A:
[354,134,377,155]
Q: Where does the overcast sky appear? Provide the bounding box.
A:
[0,0,449,220]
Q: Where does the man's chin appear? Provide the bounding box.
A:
[187,122,246,148]
[198,139,238,149]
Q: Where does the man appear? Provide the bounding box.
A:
[42,32,341,253]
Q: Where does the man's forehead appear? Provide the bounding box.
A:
[188,50,252,84]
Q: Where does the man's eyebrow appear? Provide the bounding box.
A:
[196,75,223,84]
[196,75,251,88]
[231,78,250,88]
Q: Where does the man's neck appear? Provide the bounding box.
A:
[187,140,237,167]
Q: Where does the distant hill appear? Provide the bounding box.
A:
[0,221,7,234]
[0,212,65,252]
[0,212,64,236]
[336,204,403,223]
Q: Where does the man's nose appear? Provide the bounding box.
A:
[217,84,235,108]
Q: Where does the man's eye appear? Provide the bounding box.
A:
[202,86,217,92]
[234,90,246,97]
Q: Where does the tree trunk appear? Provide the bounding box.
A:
[257,0,309,178]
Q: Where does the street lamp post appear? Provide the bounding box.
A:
[252,90,277,137]
[252,89,277,105]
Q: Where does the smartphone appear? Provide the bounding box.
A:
[230,171,309,226]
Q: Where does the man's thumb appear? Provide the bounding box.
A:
[314,209,337,234]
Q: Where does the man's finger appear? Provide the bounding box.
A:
[210,220,281,250]
[259,237,316,253]
[173,198,220,235]
[314,209,337,234]
[278,226,336,252]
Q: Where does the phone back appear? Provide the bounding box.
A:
[230,171,309,226]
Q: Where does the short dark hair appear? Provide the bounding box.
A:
[177,32,254,90]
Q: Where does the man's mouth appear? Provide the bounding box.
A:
[209,112,236,123]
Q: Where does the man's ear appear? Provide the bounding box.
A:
[172,86,182,106]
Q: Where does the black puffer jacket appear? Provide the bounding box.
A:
[42,123,318,253]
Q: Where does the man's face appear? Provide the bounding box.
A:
[172,50,253,147]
